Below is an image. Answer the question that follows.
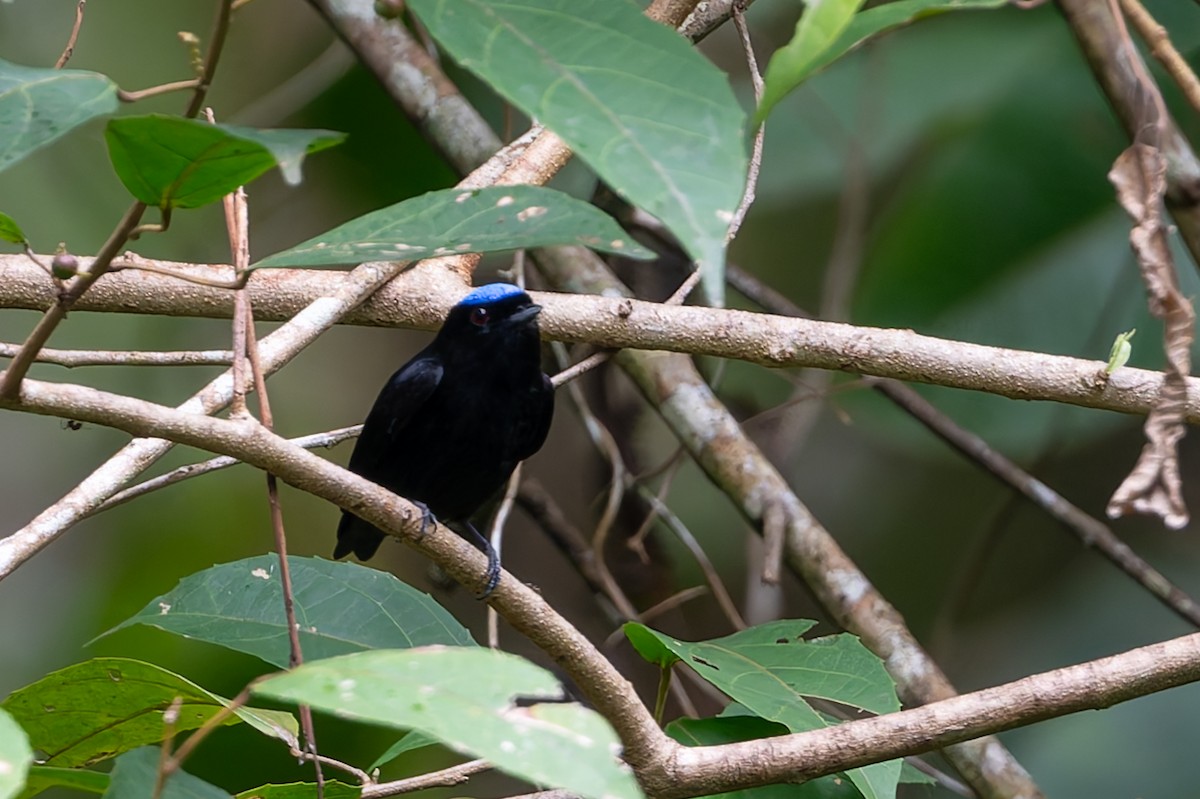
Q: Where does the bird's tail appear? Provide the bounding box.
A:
[333,511,385,560]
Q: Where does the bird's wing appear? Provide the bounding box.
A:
[346,355,444,479]
[514,373,555,461]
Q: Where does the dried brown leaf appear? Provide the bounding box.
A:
[1106,144,1194,529]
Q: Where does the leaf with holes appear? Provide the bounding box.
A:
[253,186,653,268]
[105,115,343,209]
[407,0,746,305]
[1,658,296,768]
[626,620,902,799]
[255,648,641,799]
[0,59,118,172]
[100,556,474,668]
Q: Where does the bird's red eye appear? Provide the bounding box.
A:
[470,307,490,326]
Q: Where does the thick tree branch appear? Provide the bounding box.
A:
[533,247,1041,798]
[4,375,1200,799]
[5,254,1195,424]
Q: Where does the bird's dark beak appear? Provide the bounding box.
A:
[509,304,542,324]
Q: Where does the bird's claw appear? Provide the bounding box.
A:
[477,547,501,600]
[412,501,437,540]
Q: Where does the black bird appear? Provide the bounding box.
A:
[334,283,555,596]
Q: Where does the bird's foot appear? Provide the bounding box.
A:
[457,521,501,599]
[411,501,437,539]
[478,546,501,600]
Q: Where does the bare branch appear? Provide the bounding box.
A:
[0,343,232,367]
[6,254,1199,423]
[5,375,1200,799]
[54,0,85,68]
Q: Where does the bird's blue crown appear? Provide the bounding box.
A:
[458,282,525,307]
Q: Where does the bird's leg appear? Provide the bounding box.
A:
[458,521,501,599]
[411,500,437,539]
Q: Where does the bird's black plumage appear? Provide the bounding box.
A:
[334,283,554,596]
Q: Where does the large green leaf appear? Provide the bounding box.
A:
[758,0,866,123]
[103,747,230,799]
[1,658,296,768]
[253,186,653,268]
[255,648,642,799]
[17,766,108,799]
[0,707,32,799]
[757,0,1006,122]
[102,556,474,668]
[626,620,901,799]
[0,59,118,172]
[407,0,746,305]
[105,115,343,209]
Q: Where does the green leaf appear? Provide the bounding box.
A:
[757,0,1007,122]
[254,649,642,799]
[625,620,901,799]
[253,186,654,269]
[17,766,108,799]
[407,0,746,306]
[0,59,118,172]
[623,622,683,668]
[0,212,27,245]
[104,115,343,209]
[1,658,297,768]
[103,747,230,799]
[0,707,32,799]
[667,715,859,799]
[369,730,439,772]
[234,782,360,799]
[758,0,866,123]
[101,556,474,668]
[1106,328,1136,374]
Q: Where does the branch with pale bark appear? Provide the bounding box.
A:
[3,374,1200,797]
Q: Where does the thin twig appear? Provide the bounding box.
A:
[151,697,183,799]
[727,3,764,243]
[117,79,203,103]
[169,687,254,770]
[0,343,233,367]
[0,0,235,400]
[488,464,523,649]
[627,453,684,561]
[1117,0,1200,116]
[183,1,233,118]
[632,482,747,631]
[516,479,611,599]
[550,350,611,388]
[54,0,85,69]
[92,426,361,514]
[550,344,635,620]
[112,254,248,289]
[288,748,370,784]
[226,178,325,793]
[362,759,492,798]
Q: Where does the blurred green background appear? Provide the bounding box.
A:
[3,0,1200,796]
